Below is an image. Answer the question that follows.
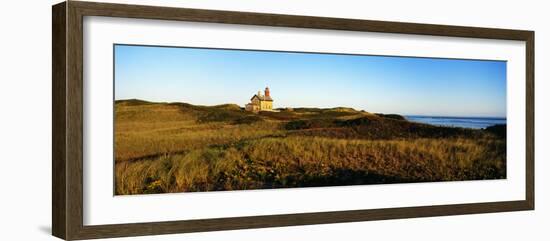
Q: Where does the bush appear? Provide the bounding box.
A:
[375,113,406,120]
[232,115,263,125]
[485,124,507,138]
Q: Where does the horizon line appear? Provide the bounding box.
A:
[114,98,507,119]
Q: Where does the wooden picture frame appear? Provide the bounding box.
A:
[52,1,534,240]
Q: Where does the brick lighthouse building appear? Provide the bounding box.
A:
[245,87,273,112]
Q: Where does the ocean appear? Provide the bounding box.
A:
[405,116,506,129]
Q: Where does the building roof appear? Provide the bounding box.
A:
[251,94,273,101]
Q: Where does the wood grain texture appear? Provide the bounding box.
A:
[51,1,535,240]
[525,32,535,209]
[71,1,533,40]
[52,2,67,240]
[74,201,530,240]
[66,2,85,240]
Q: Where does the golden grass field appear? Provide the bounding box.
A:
[114,99,506,195]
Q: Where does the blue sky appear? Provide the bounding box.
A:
[114,44,506,118]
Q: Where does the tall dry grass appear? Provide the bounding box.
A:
[115,136,505,194]
[114,100,506,195]
[115,102,283,162]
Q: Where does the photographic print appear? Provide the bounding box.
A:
[114,44,507,195]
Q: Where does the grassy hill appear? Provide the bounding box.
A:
[114,99,506,195]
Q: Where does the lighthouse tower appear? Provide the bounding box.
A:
[245,86,274,112]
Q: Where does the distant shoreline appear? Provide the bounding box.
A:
[405,115,506,129]
[405,115,506,120]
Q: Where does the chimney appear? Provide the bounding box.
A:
[257,91,261,97]
[265,87,270,97]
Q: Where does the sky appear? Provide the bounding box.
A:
[114,44,507,118]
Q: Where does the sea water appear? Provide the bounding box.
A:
[405,116,506,129]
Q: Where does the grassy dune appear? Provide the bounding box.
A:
[114,99,506,195]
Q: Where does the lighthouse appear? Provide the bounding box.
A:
[245,86,274,112]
